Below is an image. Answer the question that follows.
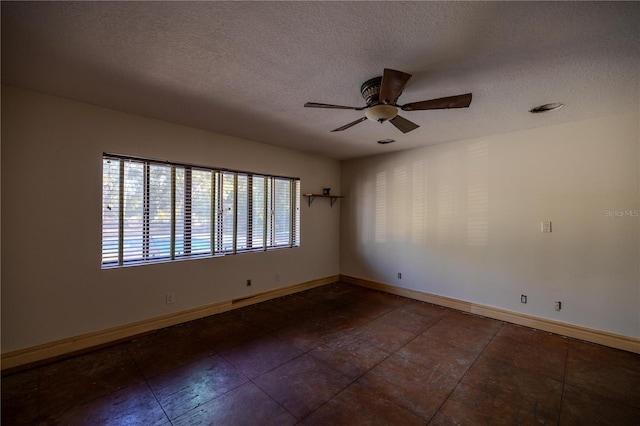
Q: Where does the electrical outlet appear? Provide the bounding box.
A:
[397,272,402,279]
[166,292,175,305]
[246,279,252,286]
[554,301,562,311]
[521,294,527,304]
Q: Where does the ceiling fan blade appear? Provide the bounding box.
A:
[401,93,472,111]
[379,68,412,104]
[389,115,420,133]
[305,102,365,110]
[331,117,368,132]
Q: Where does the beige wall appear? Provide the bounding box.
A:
[341,112,639,338]
[2,84,638,354]
[1,86,341,353]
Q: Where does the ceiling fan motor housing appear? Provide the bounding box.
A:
[361,76,399,122]
[360,76,383,106]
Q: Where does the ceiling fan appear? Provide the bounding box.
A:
[304,68,472,134]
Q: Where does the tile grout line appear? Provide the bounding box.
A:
[246,350,309,421]
[127,345,174,425]
[260,292,410,424]
[296,303,452,424]
[203,289,337,422]
[282,296,405,422]
[427,321,505,424]
[36,362,43,423]
[145,379,174,425]
[289,296,417,423]
[556,342,571,425]
[161,351,253,424]
[37,345,157,424]
[220,310,365,423]
[128,332,245,425]
[251,291,408,423]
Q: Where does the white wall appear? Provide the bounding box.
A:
[1,86,341,353]
[341,112,640,338]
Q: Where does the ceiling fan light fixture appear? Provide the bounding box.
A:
[365,104,398,123]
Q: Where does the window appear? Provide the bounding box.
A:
[102,154,301,268]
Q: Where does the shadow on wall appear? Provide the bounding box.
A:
[353,140,490,277]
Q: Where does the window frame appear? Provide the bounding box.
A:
[101,153,301,268]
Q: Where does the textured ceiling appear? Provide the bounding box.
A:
[2,2,639,160]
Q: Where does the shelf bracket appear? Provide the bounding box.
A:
[307,195,315,207]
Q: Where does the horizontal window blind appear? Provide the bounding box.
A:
[101,154,300,268]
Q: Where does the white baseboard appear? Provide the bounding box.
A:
[340,275,640,354]
[1,275,339,371]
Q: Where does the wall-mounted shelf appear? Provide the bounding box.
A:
[304,193,344,207]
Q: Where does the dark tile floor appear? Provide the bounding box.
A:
[3,282,640,425]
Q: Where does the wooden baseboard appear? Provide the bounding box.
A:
[340,275,640,354]
[1,275,339,372]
